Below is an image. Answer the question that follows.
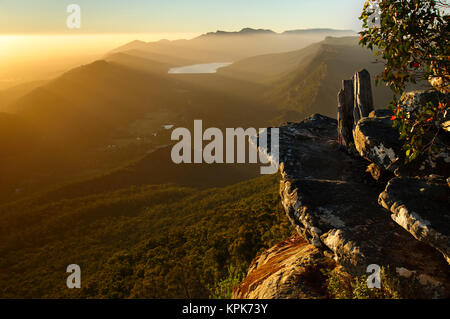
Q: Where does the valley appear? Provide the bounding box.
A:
[0,29,397,298]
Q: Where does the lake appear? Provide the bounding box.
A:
[168,62,232,74]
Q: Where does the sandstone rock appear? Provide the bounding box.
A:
[353,69,374,123]
[366,163,393,183]
[232,235,333,299]
[428,76,449,93]
[353,116,402,171]
[369,109,393,118]
[354,90,449,177]
[379,176,450,264]
[443,120,450,132]
[400,90,448,112]
[399,90,450,174]
[337,80,355,148]
[353,118,449,177]
[269,114,450,298]
[337,69,375,149]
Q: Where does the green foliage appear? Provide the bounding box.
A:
[208,265,246,299]
[390,97,448,163]
[359,0,449,164]
[326,266,422,299]
[359,0,449,94]
[0,174,293,298]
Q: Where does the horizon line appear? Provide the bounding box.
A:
[0,27,358,37]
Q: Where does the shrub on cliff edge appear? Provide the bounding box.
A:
[359,0,449,164]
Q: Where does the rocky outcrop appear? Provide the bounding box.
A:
[353,116,402,171]
[379,175,450,264]
[337,69,374,148]
[235,113,449,299]
[235,72,449,299]
[233,235,333,299]
[277,115,448,294]
[353,90,449,178]
[400,90,448,112]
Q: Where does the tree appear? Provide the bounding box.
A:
[359,0,449,163]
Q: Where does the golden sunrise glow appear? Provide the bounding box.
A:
[0,33,200,89]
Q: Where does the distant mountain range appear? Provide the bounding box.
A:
[108,28,356,63]
[202,28,276,36]
[0,32,391,203]
[282,28,355,35]
[201,27,355,37]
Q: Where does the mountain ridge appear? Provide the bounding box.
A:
[107,28,356,63]
[112,28,355,51]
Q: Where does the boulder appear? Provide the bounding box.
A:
[353,116,402,171]
[353,113,450,178]
[354,90,449,177]
[238,83,450,299]
[400,90,448,112]
[379,175,450,264]
[268,114,450,297]
[396,90,450,176]
[443,120,450,132]
[337,69,375,149]
[365,163,393,183]
[232,235,333,299]
[369,109,393,118]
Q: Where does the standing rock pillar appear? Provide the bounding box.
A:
[337,79,355,148]
[353,69,374,125]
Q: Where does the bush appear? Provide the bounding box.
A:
[359,0,449,164]
[326,266,422,299]
[208,265,246,299]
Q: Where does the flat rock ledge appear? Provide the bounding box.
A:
[379,176,450,264]
[241,114,449,299]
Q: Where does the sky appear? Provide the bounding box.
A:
[0,0,367,89]
[0,0,367,34]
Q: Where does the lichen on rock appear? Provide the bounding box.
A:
[236,113,450,299]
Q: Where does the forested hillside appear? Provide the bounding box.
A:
[0,173,292,298]
[0,34,400,300]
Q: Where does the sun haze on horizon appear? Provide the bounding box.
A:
[0,0,365,89]
[0,32,202,89]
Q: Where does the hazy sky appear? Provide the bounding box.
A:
[0,0,366,34]
[0,0,368,89]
